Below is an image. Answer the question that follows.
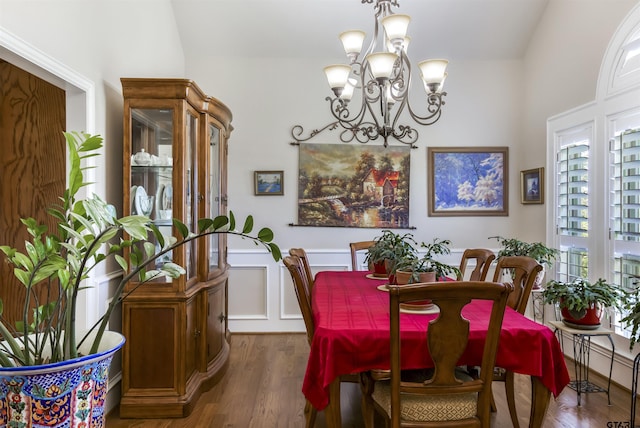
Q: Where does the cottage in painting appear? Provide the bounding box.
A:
[363,169,399,207]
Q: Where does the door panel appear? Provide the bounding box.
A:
[0,60,66,325]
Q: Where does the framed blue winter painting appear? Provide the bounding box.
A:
[427,147,509,216]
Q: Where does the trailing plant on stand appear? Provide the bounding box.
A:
[490,235,559,286]
[542,277,623,329]
[489,236,559,267]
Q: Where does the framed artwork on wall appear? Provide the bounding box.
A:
[296,143,411,228]
[254,171,284,196]
[427,147,509,216]
[521,167,544,204]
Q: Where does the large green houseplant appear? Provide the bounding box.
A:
[0,132,282,367]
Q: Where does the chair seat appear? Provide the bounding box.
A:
[372,381,478,422]
[371,369,477,422]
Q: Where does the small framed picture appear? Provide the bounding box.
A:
[254,171,284,196]
[521,167,544,204]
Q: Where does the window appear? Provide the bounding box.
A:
[553,124,592,281]
[611,129,640,303]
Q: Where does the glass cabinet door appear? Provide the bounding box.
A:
[185,110,199,281]
[130,108,174,283]
[209,122,221,273]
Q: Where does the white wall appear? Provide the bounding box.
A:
[0,0,185,215]
[521,0,637,241]
[1,0,639,345]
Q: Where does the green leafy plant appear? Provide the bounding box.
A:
[394,238,460,283]
[542,277,623,319]
[621,287,640,349]
[489,236,559,267]
[0,132,281,367]
[364,230,417,271]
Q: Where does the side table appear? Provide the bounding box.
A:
[530,288,545,323]
[548,320,614,406]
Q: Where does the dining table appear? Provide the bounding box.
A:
[302,270,570,428]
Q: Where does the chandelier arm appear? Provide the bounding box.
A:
[391,125,419,147]
[405,92,446,126]
[289,122,341,145]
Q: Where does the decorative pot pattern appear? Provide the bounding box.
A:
[0,331,124,428]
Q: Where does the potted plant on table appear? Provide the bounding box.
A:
[542,277,623,329]
[364,230,417,278]
[490,235,559,287]
[0,132,281,427]
[394,238,461,285]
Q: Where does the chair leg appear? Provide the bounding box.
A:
[360,372,376,428]
[304,399,317,428]
[490,390,497,412]
[505,371,520,428]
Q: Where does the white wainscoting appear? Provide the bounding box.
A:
[227,248,478,332]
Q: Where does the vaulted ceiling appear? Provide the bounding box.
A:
[171,0,550,61]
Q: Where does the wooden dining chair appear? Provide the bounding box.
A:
[350,240,375,271]
[360,280,513,428]
[283,255,316,427]
[457,248,496,281]
[284,255,361,427]
[490,255,543,427]
[289,248,314,292]
[492,255,543,315]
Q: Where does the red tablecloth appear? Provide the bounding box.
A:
[302,271,570,410]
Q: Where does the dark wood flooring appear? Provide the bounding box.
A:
[106,333,634,427]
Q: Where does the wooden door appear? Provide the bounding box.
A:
[0,60,66,326]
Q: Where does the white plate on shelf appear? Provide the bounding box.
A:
[130,185,138,214]
[134,186,150,217]
[155,184,165,215]
[162,184,173,210]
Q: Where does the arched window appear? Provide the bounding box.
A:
[549,4,640,337]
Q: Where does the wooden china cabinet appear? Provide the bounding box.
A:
[119,78,232,418]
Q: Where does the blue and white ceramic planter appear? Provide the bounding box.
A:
[0,331,124,428]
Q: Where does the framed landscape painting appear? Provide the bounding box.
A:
[254,171,284,195]
[297,143,411,228]
[428,147,509,216]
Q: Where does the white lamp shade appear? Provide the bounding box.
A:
[366,52,398,79]
[340,79,357,101]
[439,72,448,91]
[381,14,410,41]
[387,36,410,53]
[339,30,366,55]
[418,59,449,84]
[386,85,396,106]
[324,64,352,89]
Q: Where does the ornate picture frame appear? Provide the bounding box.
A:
[428,147,509,216]
[521,167,544,204]
[254,171,284,196]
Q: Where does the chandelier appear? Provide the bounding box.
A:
[290,0,448,148]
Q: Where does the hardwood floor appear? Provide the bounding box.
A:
[106,333,633,427]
